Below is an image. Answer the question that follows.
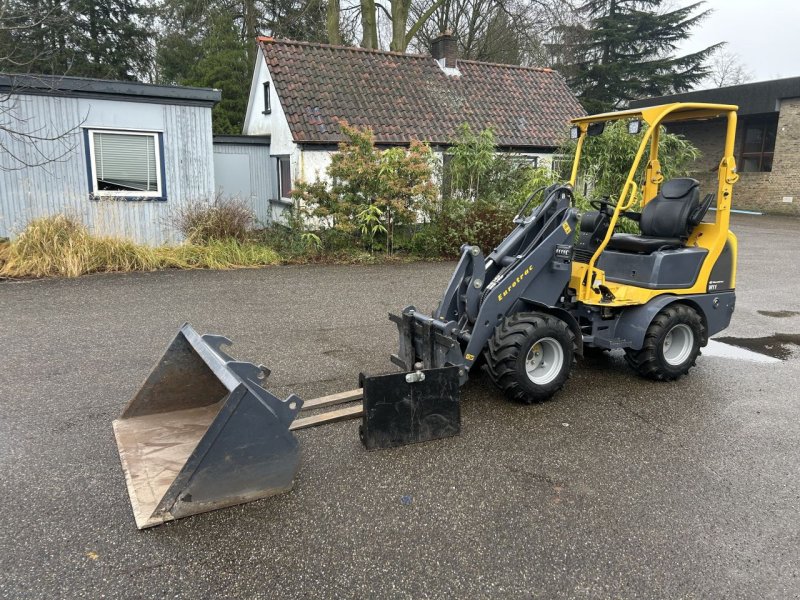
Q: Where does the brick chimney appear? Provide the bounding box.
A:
[431,31,457,69]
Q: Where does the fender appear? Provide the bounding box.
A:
[614,292,736,350]
[515,299,584,357]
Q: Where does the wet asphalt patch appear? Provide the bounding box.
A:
[757,310,800,318]
[712,333,800,361]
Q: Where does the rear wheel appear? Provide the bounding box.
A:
[624,304,704,381]
[485,312,574,403]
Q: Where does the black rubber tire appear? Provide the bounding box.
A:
[484,311,575,404]
[624,303,705,381]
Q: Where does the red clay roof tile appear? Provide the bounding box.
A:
[259,39,584,148]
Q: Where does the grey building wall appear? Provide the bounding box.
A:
[1,93,215,245]
[212,137,277,226]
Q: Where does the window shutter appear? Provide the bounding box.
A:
[94,132,158,192]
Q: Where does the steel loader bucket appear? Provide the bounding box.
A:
[112,323,303,529]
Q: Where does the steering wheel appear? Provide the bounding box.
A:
[589,197,617,215]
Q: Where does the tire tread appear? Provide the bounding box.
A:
[624,304,705,381]
[484,312,575,403]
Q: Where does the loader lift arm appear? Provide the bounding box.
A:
[391,184,580,383]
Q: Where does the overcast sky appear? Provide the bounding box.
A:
[676,0,799,84]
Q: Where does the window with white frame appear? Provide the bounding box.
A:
[87,129,164,198]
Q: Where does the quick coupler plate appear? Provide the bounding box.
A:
[359,366,461,450]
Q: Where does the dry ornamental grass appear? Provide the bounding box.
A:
[0,215,280,279]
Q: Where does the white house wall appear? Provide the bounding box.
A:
[297,149,332,184]
[243,54,295,156]
[293,148,555,188]
[0,93,215,245]
[264,147,557,225]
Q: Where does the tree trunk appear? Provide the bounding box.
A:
[327,0,342,45]
[243,0,258,62]
[390,0,409,52]
[403,0,447,52]
[360,0,378,49]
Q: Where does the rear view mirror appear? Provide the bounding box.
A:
[587,122,605,137]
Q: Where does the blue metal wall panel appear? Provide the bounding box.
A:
[0,94,216,245]
[212,142,276,226]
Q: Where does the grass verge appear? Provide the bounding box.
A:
[0,216,280,279]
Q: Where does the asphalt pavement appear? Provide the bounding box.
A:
[0,214,798,599]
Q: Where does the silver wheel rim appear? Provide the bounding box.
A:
[663,324,694,366]
[525,337,564,385]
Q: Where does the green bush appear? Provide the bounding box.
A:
[416,125,560,257]
[560,121,702,204]
[444,124,556,208]
[293,123,438,255]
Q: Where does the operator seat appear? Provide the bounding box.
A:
[606,177,711,254]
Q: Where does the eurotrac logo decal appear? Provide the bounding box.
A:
[497,266,534,302]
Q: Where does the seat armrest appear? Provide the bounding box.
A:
[621,211,641,222]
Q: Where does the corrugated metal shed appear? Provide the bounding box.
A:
[212,135,276,227]
[1,75,221,245]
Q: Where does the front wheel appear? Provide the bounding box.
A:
[484,312,574,403]
[624,304,705,381]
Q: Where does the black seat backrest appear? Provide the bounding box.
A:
[640,178,701,239]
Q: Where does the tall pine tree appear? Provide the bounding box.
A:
[182,12,251,134]
[154,0,330,133]
[1,0,153,79]
[556,0,720,113]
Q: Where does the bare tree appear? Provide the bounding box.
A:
[326,0,445,51]
[706,49,752,88]
[0,76,86,171]
[1,2,84,171]
[410,0,574,66]
[327,0,343,43]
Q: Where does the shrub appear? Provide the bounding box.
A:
[444,124,550,208]
[560,120,702,203]
[415,126,561,257]
[173,195,256,244]
[294,123,438,255]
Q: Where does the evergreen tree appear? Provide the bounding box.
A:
[155,0,210,84]
[1,0,153,79]
[265,0,328,42]
[556,0,720,113]
[182,12,251,134]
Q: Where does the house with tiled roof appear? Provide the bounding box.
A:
[243,33,584,208]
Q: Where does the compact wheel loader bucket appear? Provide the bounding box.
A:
[112,323,303,529]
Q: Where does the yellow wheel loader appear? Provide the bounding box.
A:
[113,103,740,528]
[393,102,739,400]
